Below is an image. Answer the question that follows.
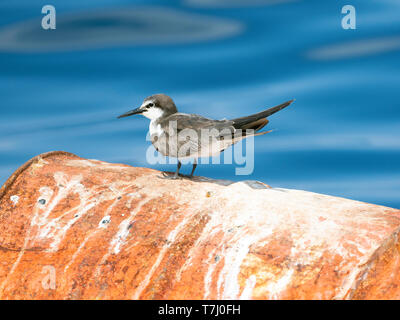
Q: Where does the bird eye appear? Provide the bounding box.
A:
[147,102,154,108]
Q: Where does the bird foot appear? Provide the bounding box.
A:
[159,172,181,180]
[159,172,195,180]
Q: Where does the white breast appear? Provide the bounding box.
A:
[149,120,163,136]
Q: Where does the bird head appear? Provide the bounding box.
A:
[118,94,178,121]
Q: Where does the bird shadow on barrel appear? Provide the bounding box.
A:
[156,171,289,191]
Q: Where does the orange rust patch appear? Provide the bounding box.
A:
[1,151,400,300]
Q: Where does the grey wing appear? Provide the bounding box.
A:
[162,113,236,136]
[160,113,237,158]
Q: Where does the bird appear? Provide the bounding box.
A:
[118,94,294,179]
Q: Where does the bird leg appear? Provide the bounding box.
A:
[189,159,197,178]
[161,160,181,180]
[161,160,197,180]
[174,160,182,179]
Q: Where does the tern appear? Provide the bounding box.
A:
[118,94,293,179]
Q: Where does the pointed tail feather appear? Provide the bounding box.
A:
[251,129,274,137]
[231,129,273,143]
[232,99,294,130]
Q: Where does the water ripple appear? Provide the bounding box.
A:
[308,36,400,60]
[0,6,243,52]
[185,0,298,8]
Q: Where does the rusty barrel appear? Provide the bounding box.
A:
[0,151,400,299]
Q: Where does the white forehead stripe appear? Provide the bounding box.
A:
[142,101,153,107]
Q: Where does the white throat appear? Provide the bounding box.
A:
[143,107,164,121]
[145,107,164,137]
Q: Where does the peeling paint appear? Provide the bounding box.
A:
[107,197,147,256]
[99,215,111,228]
[10,195,19,205]
[265,269,294,300]
[239,275,257,300]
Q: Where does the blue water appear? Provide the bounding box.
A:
[0,0,399,208]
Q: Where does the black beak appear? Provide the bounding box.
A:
[117,107,144,119]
